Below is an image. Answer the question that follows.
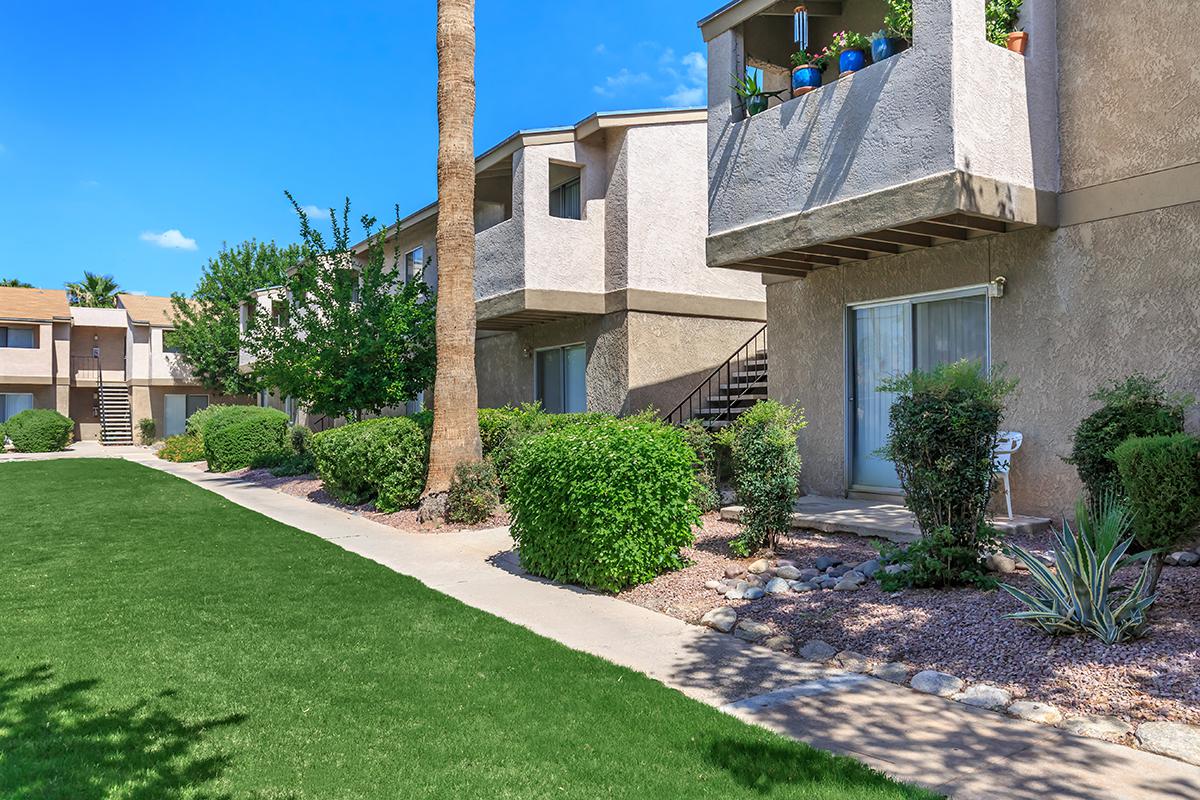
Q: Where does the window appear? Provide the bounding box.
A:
[548,162,583,220]
[0,326,35,348]
[0,393,34,422]
[404,247,424,283]
[186,395,209,418]
[535,344,587,414]
[270,300,288,327]
[162,329,182,353]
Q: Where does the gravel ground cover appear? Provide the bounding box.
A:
[620,514,1200,728]
[233,467,510,532]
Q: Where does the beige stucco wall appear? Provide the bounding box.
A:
[0,383,60,415]
[766,201,1200,519]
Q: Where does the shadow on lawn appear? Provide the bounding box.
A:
[704,736,914,796]
[0,664,247,800]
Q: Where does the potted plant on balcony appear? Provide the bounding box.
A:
[870,29,901,63]
[732,71,768,117]
[882,0,913,43]
[986,0,1026,54]
[790,47,831,97]
[831,31,871,75]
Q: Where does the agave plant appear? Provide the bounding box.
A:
[1002,502,1157,645]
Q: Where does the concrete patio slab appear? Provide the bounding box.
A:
[19,454,1196,800]
[720,495,1052,544]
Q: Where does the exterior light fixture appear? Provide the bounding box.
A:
[794,5,810,51]
[989,276,1007,298]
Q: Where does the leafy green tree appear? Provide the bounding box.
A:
[66,272,120,307]
[170,241,299,396]
[1,278,33,288]
[245,194,436,422]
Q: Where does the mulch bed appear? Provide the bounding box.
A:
[232,468,510,533]
[620,513,1200,727]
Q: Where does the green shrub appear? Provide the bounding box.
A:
[1068,375,1190,502]
[1003,499,1156,644]
[681,420,721,513]
[507,416,700,593]
[446,460,500,525]
[157,434,206,463]
[1113,433,1200,594]
[137,417,157,445]
[5,409,74,453]
[289,425,313,455]
[410,409,434,438]
[477,404,608,491]
[203,406,289,472]
[883,0,912,40]
[185,403,235,438]
[985,0,1023,47]
[879,527,996,591]
[310,417,428,512]
[729,401,806,556]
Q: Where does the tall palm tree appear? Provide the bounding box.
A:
[422,0,481,501]
[66,272,120,307]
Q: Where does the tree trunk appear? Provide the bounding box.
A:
[423,0,481,497]
[1144,551,1165,598]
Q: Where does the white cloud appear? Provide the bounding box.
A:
[593,68,650,97]
[140,229,198,251]
[662,51,707,107]
[300,204,328,219]
[593,43,607,55]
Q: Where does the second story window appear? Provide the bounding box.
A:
[0,326,35,348]
[162,329,182,353]
[404,247,424,283]
[549,163,583,220]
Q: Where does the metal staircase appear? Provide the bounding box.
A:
[98,385,133,445]
[665,325,767,429]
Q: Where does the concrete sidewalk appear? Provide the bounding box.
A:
[36,455,1200,799]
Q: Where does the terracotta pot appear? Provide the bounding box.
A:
[1006,31,1028,55]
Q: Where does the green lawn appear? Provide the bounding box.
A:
[0,459,935,799]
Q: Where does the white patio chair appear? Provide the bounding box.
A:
[993,431,1024,520]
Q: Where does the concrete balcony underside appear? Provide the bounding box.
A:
[708,169,1058,277]
[476,288,768,333]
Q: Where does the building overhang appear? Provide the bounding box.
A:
[699,0,845,42]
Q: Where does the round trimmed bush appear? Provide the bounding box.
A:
[506,416,700,593]
[185,403,235,438]
[5,409,74,453]
[310,417,428,512]
[202,406,289,472]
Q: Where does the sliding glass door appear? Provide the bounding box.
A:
[850,289,988,490]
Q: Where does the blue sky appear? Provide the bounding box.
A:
[0,1,714,296]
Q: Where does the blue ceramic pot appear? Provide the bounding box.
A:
[871,37,900,62]
[791,66,822,96]
[839,48,866,74]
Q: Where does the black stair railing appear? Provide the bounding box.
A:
[665,324,767,427]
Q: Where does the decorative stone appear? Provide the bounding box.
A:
[1062,715,1133,743]
[799,568,821,581]
[954,684,1012,710]
[871,662,910,683]
[1172,551,1199,567]
[986,553,1018,574]
[724,587,746,600]
[743,587,765,600]
[819,578,839,589]
[911,670,965,697]
[700,606,737,633]
[841,570,867,585]
[724,565,745,579]
[734,619,772,642]
[704,580,725,590]
[833,579,862,591]
[830,564,852,578]
[763,635,795,651]
[765,577,791,595]
[774,565,802,580]
[773,559,797,569]
[856,559,881,578]
[1137,721,1200,766]
[884,563,911,575]
[745,575,764,588]
[791,581,818,593]
[1007,701,1063,725]
[798,639,837,662]
[833,650,870,672]
[815,556,841,571]
[748,559,771,574]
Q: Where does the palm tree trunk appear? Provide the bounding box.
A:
[423,0,481,498]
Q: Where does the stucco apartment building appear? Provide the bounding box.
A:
[695,0,1199,518]
[0,287,246,443]
[244,108,768,421]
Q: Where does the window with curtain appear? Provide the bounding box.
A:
[549,177,582,220]
[536,344,586,413]
[0,326,35,348]
[0,393,34,422]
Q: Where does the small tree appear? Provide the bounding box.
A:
[66,272,120,307]
[1068,374,1191,502]
[1,278,33,288]
[1113,434,1200,595]
[170,241,299,397]
[879,360,1016,587]
[245,194,437,422]
[729,401,806,556]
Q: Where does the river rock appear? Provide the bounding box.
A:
[871,662,910,683]
[1063,715,1133,743]
[701,606,737,633]
[1008,701,1063,725]
[1137,722,1200,765]
[798,639,837,662]
[734,619,772,642]
[911,670,965,697]
[748,559,771,574]
[954,684,1012,710]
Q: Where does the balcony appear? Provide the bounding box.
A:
[702,0,1058,276]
